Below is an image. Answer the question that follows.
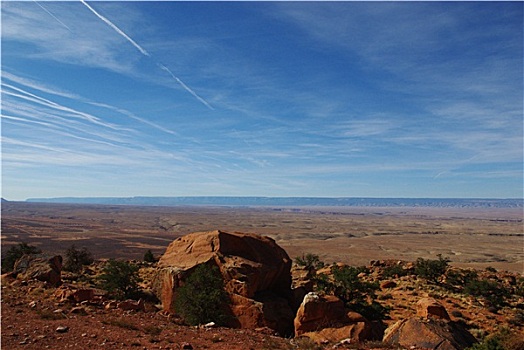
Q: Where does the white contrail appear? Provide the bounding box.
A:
[34,1,72,32]
[157,63,214,110]
[80,0,150,57]
[81,0,213,110]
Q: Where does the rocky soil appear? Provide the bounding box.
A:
[2,254,523,350]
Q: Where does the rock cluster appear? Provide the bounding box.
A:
[153,230,480,348]
[12,254,63,286]
[383,298,477,349]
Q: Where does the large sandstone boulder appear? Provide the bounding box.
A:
[383,317,477,350]
[153,230,294,335]
[384,299,476,350]
[294,292,372,343]
[13,254,62,286]
[416,298,451,320]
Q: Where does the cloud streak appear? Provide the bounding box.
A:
[33,0,72,32]
[80,0,149,57]
[81,0,213,110]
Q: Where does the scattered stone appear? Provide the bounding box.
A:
[55,326,69,333]
[70,306,88,315]
[380,280,397,289]
[28,301,37,308]
[416,298,450,320]
[181,342,193,349]
[104,301,118,310]
[117,299,145,312]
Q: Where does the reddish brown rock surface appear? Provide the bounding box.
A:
[154,230,294,335]
[12,254,63,287]
[294,292,372,343]
[416,297,451,321]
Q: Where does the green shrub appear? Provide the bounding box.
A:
[331,265,377,305]
[467,328,524,350]
[63,245,94,273]
[313,273,332,294]
[414,254,450,283]
[381,264,408,278]
[97,259,142,300]
[143,249,156,263]
[330,265,387,321]
[445,268,479,291]
[295,253,325,278]
[464,278,509,310]
[1,242,41,273]
[175,264,230,326]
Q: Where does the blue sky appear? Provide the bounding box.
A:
[1,1,523,200]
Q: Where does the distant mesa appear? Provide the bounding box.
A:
[24,196,523,208]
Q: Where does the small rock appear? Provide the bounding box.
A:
[380,280,397,289]
[56,326,69,333]
[181,343,193,349]
[70,306,87,315]
[28,301,37,308]
[203,321,216,328]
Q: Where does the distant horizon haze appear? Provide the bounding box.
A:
[18,196,523,209]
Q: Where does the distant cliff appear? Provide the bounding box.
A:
[25,196,523,208]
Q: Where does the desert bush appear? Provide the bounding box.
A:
[414,254,450,283]
[313,272,331,294]
[295,253,325,278]
[515,277,524,297]
[467,328,524,350]
[445,268,479,292]
[381,264,408,278]
[330,265,387,321]
[63,245,94,273]
[464,278,509,310]
[1,242,41,273]
[97,259,142,300]
[174,264,230,326]
[143,249,156,263]
[331,265,377,304]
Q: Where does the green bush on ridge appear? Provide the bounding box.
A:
[174,264,230,326]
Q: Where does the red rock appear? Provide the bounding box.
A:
[154,230,294,335]
[13,255,62,287]
[383,317,477,350]
[380,280,397,289]
[416,298,450,320]
[294,292,372,343]
[117,299,145,312]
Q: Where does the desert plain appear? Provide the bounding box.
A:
[2,201,522,273]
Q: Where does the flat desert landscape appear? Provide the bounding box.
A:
[1,202,523,273]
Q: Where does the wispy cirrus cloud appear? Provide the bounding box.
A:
[80,0,213,109]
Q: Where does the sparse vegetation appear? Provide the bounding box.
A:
[143,249,156,263]
[97,259,142,300]
[313,264,389,321]
[464,278,510,310]
[63,244,94,273]
[174,264,230,326]
[1,242,41,273]
[381,264,409,278]
[414,254,450,283]
[467,328,524,350]
[295,253,325,277]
